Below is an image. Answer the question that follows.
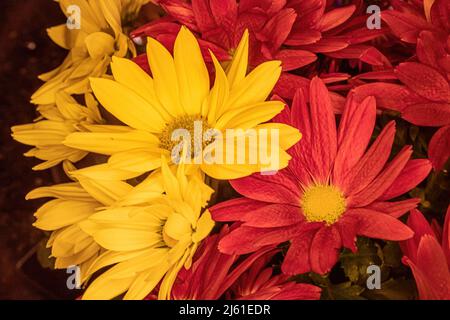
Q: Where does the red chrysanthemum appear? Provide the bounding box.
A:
[131,0,389,99]
[211,77,432,275]
[401,207,450,300]
[149,225,321,300]
[353,1,450,170]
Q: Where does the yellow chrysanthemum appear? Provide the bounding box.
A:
[12,92,103,170]
[26,170,160,280]
[31,0,150,105]
[80,159,214,300]
[63,26,301,181]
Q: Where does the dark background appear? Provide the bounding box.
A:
[0,0,75,299]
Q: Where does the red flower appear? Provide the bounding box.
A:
[353,1,450,170]
[168,225,321,300]
[401,207,450,300]
[211,77,432,276]
[131,0,388,98]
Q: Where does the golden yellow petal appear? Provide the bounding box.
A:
[174,27,210,116]
[90,77,165,132]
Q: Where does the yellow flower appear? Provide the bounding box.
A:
[80,159,214,300]
[26,170,159,280]
[12,92,103,170]
[31,0,150,105]
[64,27,301,181]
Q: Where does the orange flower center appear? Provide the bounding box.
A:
[300,184,347,225]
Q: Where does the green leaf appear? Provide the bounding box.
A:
[340,238,382,284]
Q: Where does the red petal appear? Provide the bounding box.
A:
[284,29,321,46]
[308,77,338,183]
[365,198,420,218]
[352,83,421,111]
[379,159,432,200]
[132,54,150,74]
[299,37,349,53]
[381,10,430,44]
[349,146,412,207]
[333,95,376,186]
[130,19,181,39]
[396,62,450,103]
[335,214,359,252]
[429,125,450,171]
[275,49,317,71]
[230,171,301,204]
[401,209,437,264]
[402,103,450,127]
[160,0,198,31]
[309,226,342,274]
[210,0,238,35]
[260,8,297,51]
[219,225,301,255]
[191,0,216,32]
[271,283,321,300]
[416,31,447,69]
[349,208,414,241]
[327,45,391,67]
[341,121,396,196]
[443,206,450,266]
[281,227,318,275]
[414,235,450,299]
[430,0,450,31]
[242,204,304,228]
[210,197,267,222]
[273,73,310,99]
[317,5,355,32]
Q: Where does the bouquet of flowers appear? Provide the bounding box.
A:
[12,0,450,300]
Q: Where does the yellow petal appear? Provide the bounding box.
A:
[108,148,163,173]
[26,183,91,202]
[226,29,249,88]
[146,37,184,117]
[84,32,115,59]
[33,199,98,231]
[110,57,171,121]
[174,27,210,115]
[201,162,258,180]
[82,249,147,282]
[64,130,159,155]
[205,52,229,124]
[215,100,285,130]
[114,171,164,206]
[92,228,161,251]
[83,272,134,300]
[192,210,214,243]
[163,213,191,241]
[47,24,78,50]
[90,77,166,132]
[77,176,133,206]
[161,157,182,201]
[98,0,122,37]
[227,60,281,110]
[256,123,302,150]
[124,264,169,300]
[71,163,139,181]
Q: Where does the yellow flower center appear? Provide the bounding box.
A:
[300,184,347,225]
[159,115,213,158]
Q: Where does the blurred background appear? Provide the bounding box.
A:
[0,0,78,299]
